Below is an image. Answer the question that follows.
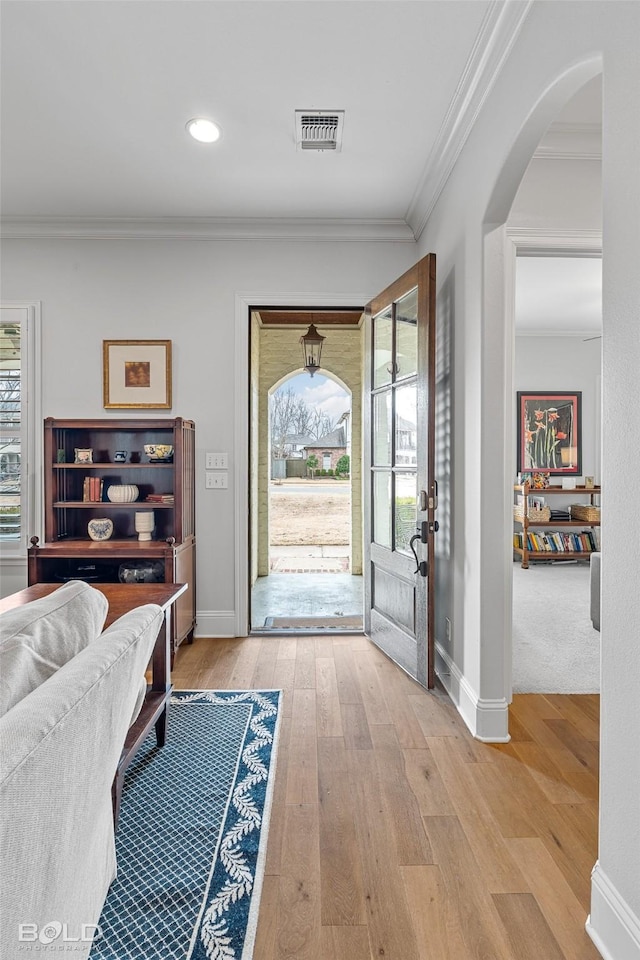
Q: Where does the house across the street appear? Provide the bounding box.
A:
[303,425,347,473]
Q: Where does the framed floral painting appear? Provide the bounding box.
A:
[517,391,582,475]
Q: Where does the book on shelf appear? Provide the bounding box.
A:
[516,494,546,510]
[549,509,571,520]
[145,493,174,503]
[515,528,597,554]
[83,476,103,502]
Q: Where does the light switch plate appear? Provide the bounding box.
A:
[205,452,228,469]
[205,471,228,489]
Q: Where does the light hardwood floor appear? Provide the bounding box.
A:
[172,634,601,960]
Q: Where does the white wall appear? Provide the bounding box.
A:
[416,1,640,955]
[510,157,602,231]
[0,238,413,626]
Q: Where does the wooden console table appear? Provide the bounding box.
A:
[0,581,187,824]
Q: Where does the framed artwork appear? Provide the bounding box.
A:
[517,391,582,475]
[74,448,93,464]
[103,340,172,409]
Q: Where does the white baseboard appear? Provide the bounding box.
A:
[587,862,640,960]
[0,557,28,600]
[194,610,236,638]
[435,642,510,742]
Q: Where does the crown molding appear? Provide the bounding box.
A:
[516,328,601,338]
[0,216,416,243]
[406,0,534,240]
[506,226,602,255]
[534,121,602,161]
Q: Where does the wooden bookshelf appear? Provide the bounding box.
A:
[28,417,196,652]
[513,482,601,569]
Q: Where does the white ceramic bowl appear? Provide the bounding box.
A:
[106,484,139,503]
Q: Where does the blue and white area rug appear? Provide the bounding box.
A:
[90,689,281,960]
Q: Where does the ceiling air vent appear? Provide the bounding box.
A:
[295,110,344,151]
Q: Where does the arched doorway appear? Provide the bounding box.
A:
[478,57,603,721]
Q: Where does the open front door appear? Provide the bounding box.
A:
[363,254,436,687]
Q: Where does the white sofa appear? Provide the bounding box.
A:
[0,580,163,959]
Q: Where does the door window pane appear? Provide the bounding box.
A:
[373,308,393,388]
[395,383,417,467]
[395,472,417,555]
[373,391,392,466]
[373,470,391,548]
[396,288,418,380]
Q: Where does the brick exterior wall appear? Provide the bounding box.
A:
[304,446,347,472]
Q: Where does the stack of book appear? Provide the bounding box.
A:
[83,477,103,502]
[514,529,599,553]
[145,493,174,504]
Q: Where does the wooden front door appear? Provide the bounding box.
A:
[363,255,437,687]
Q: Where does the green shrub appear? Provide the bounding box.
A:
[326,468,334,476]
[336,454,350,476]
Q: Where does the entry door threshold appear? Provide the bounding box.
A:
[263,615,363,630]
[251,627,364,637]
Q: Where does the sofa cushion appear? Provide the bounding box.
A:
[0,601,163,959]
[0,580,108,718]
[131,675,149,726]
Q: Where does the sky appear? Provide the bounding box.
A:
[282,373,350,425]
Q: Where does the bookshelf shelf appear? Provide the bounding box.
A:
[52,501,175,509]
[513,482,601,569]
[52,463,174,469]
[29,417,196,653]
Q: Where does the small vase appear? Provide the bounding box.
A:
[134,510,155,541]
[87,517,114,541]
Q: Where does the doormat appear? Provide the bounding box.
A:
[263,615,363,630]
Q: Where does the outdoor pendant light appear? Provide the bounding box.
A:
[300,323,325,377]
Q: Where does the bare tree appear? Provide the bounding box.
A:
[0,374,21,510]
[308,407,335,440]
[270,386,337,456]
[0,373,21,463]
[270,388,310,457]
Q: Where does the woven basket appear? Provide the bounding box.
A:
[514,506,551,523]
[570,504,600,522]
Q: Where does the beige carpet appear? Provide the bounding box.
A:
[512,560,600,692]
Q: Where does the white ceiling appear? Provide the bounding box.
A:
[1,0,495,226]
[1,1,602,332]
[515,256,602,336]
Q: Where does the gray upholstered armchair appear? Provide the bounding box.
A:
[590,552,601,631]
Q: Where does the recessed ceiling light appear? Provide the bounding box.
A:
[186,118,222,143]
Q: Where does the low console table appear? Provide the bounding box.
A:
[0,581,187,824]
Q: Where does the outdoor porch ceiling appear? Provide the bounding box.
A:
[256,309,363,328]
